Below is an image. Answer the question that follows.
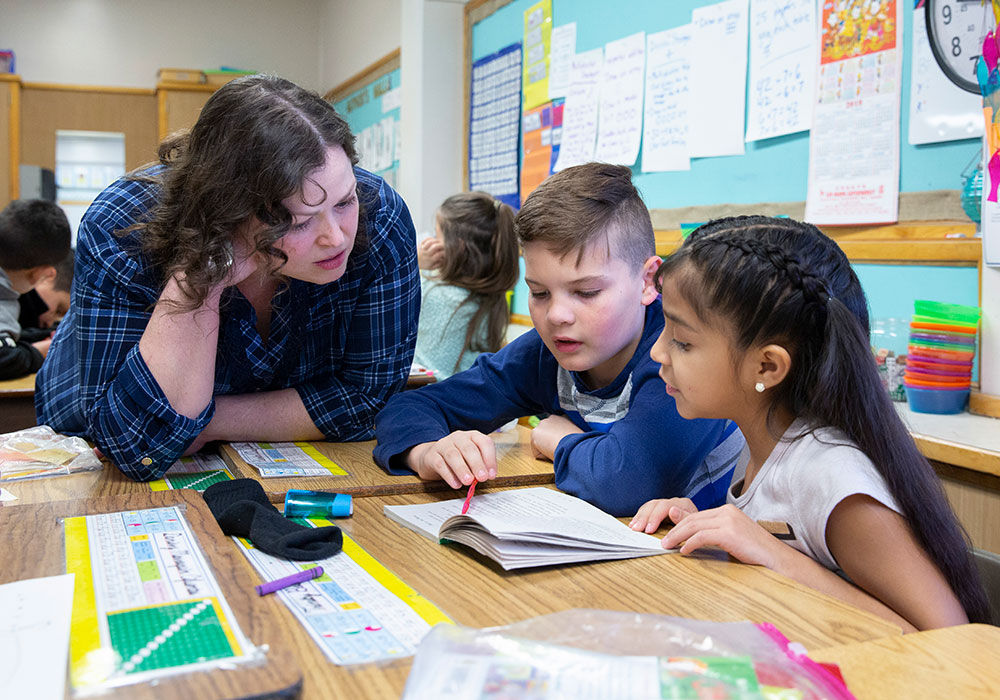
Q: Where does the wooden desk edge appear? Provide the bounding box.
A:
[911,433,1000,479]
[0,372,36,397]
[217,443,555,502]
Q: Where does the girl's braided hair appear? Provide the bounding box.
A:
[656,215,990,624]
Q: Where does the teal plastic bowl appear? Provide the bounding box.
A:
[904,385,969,414]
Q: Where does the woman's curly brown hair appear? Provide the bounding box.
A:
[126,74,363,310]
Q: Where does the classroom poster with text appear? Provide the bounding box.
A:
[805,0,902,225]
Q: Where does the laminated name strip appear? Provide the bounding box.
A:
[0,425,103,480]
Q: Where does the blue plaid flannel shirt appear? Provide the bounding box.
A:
[36,168,420,481]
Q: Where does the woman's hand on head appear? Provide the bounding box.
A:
[660,504,786,565]
[417,237,445,271]
[630,498,697,534]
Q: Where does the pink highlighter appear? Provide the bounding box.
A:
[461,479,478,514]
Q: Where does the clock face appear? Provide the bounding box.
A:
[926,0,992,94]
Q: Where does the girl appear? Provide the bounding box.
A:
[414,192,518,377]
[630,215,989,630]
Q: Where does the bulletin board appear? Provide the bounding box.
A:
[467,0,984,372]
[466,0,980,217]
[327,50,402,190]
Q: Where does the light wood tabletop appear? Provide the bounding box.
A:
[3,469,905,699]
[812,623,1000,699]
[265,489,901,700]
[0,489,303,700]
[0,371,35,397]
[218,424,556,502]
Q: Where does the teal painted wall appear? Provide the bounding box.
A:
[333,67,401,184]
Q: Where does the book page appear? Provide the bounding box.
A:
[385,488,662,552]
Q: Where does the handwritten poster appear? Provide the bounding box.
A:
[469,43,523,209]
[908,7,982,145]
[805,0,902,225]
[746,0,816,142]
[522,0,551,111]
[689,0,749,158]
[549,22,576,100]
[642,26,692,173]
[554,47,603,172]
[595,32,646,166]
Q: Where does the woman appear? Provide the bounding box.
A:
[36,75,420,481]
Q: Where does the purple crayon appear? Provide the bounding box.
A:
[255,566,324,596]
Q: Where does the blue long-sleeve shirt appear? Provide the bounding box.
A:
[36,168,420,481]
[373,303,744,516]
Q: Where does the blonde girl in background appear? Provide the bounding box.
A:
[415,192,518,377]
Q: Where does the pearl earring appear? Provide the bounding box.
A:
[754,382,765,393]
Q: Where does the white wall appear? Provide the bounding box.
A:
[0,0,323,90]
[319,0,401,89]
[399,0,464,235]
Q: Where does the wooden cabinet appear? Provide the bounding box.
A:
[156,82,216,140]
[0,74,20,209]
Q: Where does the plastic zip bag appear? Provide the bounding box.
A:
[402,609,855,699]
[0,425,103,480]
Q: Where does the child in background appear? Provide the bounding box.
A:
[19,248,75,333]
[374,164,744,517]
[630,215,989,630]
[415,192,518,378]
[34,248,74,327]
[0,200,72,379]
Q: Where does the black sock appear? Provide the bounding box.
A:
[203,479,342,561]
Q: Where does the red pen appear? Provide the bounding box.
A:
[461,479,478,514]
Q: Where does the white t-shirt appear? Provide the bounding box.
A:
[726,418,901,573]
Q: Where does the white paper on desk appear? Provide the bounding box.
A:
[642,25,692,173]
[549,22,576,100]
[689,0,749,157]
[908,8,982,145]
[745,0,816,142]
[595,31,646,166]
[0,487,16,502]
[554,48,603,172]
[0,573,74,700]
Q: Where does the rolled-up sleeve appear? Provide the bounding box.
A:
[37,204,212,480]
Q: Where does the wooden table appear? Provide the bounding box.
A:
[3,467,904,699]
[219,424,556,502]
[0,372,36,432]
[269,490,901,699]
[812,623,1000,699]
[0,489,303,699]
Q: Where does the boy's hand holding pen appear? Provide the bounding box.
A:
[407,430,498,490]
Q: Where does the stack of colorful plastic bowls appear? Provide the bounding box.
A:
[904,300,980,414]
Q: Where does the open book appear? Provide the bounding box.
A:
[383,487,669,570]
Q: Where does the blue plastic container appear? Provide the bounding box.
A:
[904,385,969,414]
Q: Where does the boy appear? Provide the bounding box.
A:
[0,200,72,380]
[373,163,744,516]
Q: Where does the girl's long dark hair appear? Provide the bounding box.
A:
[434,192,519,371]
[659,215,990,624]
[126,74,364,310]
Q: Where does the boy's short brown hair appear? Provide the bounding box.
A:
[0,199,72,270]
[514,162,654,269]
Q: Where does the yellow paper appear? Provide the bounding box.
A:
[522,0,552,111]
